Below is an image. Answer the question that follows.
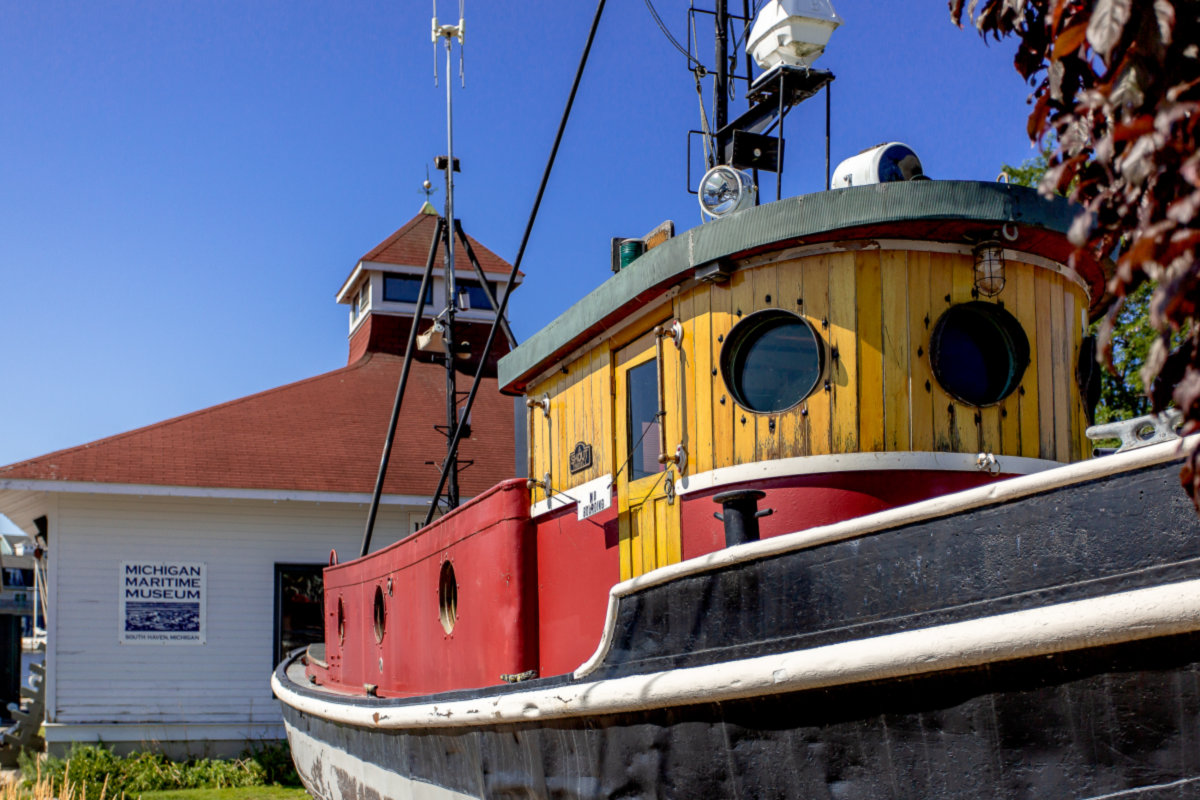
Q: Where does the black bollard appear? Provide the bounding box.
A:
[713,489,770,547]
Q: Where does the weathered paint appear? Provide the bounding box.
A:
[525,245,1091,578]
[314,480,536,696]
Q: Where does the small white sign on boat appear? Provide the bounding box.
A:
[576,474,613,521]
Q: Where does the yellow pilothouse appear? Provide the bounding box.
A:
[515,182,1102,580]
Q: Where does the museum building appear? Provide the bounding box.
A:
[0,205,519,755]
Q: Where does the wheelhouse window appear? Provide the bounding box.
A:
[626,358,663,480]
[721,309,825,413]
[273,564,324,666]
[383,274,434,304]
[929,301,1030,407]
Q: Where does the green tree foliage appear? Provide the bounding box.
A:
[1095,282,1155,424]
[1001,149,1155,426]
[956,0,1200,498]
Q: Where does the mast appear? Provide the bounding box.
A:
[434,5,465,510]
[713,0,729,164]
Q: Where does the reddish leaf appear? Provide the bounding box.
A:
[1052,21,1088,60]
[950,0,967,27]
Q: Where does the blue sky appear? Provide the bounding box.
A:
[0,0,1037,476]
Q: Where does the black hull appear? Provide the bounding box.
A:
[276,449,1200,800]
[283,634,1200,800]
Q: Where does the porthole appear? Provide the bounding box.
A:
[438,560,458,635]
[720,309,825,413]
[337,596,345,645]
[372,585,386,643]
[929,302,1030,407]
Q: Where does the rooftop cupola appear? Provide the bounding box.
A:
[336,204,521,372]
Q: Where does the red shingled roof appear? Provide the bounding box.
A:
[362,210,515,277]
[0,352,515,497]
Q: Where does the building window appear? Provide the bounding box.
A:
[273,564,324,666]
[350,282,370,323]
[457,280,499,311]
[383,274,434,304]
[1,568,31,589]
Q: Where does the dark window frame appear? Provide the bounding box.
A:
[720,309,826,414]
[382,273,434,304]
[626,358,664,481]
[273,563,325,667]
[457,279,499,311]
[929,301,1030,407]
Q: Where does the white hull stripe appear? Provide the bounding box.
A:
[531,450,1061,518]
[576,437,1191,677]
[284,719,474,800]
[274,578,1200,731]
[672,451,1060,497]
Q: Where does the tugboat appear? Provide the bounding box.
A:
[273,2,1200,798]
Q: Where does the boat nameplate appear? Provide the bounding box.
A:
[569,441,593,474]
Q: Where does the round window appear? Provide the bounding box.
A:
[720,309,825,413]
[372,585,386,643]
[930,302,1030,407]
[438,561,458,635]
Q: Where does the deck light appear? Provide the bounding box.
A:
[973,241,1006,297]
[747,0,842,71]
[699,165,756,218]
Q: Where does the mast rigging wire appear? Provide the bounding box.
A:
[645,0,706,69]
[423,0,609,527]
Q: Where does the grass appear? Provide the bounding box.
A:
[1,775,309,800]
[140,788,310,800]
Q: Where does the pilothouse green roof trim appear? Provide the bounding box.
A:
[498,180,1100,394]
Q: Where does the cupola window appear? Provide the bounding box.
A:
[720,309,825,413]
[457,280,500,311]
[929,301,1029,407]
[383,273,434,304]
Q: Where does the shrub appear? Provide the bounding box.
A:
[18,742,299,800]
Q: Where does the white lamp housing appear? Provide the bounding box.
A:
[831,142,927,189]
[699,166,757,218]
[747,0,843,71]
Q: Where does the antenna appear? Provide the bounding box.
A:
[432,1,465,88]
[431,1,466,509]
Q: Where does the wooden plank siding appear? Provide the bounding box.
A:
[51,494,413,726]
[526,247,1092,509]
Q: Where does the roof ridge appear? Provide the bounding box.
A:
[0,352,387,473]
[358,212,517,275]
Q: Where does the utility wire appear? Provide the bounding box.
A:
[423,0,608,526]
[645,0,706,69]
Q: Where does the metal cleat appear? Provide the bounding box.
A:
[1086,409,1182,454]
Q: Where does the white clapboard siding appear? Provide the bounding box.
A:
[52,493,413,726]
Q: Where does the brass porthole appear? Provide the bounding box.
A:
[438,560,458,634]
[929,302,1030,407]
[372,585,386,643]
[720,309,826,413]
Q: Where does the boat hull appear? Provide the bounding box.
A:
[276,445,1200,799]
[282,633,1200,799]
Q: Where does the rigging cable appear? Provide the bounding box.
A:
[645,0,705,69]
[423,0,609,526]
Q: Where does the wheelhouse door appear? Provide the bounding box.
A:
[614,328,681,580]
